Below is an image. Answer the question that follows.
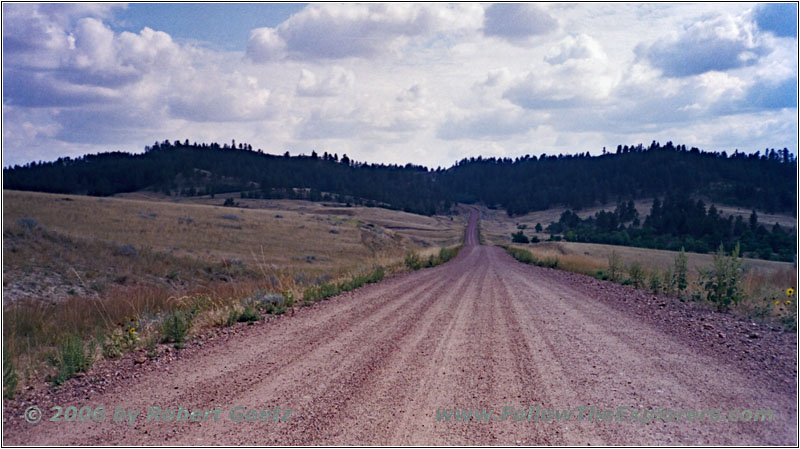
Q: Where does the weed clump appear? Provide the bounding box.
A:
[227,305,261,325]
[303,266,386,303]
[627,262,645,288]
[504,246,558,268]
[50,335,93,385]
[405,246,461,271]
[607,250,623,282]
[404,252,422,270]
[700,243,744,312]
[3,346,18,399]
[161,310,193,345]
[102,326,139,359]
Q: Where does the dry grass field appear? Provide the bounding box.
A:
[4,190,464,303]
[2,190,465,388]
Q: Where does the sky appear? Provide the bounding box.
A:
[2,2,797,168]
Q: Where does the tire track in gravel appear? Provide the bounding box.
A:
[3,209,796,445]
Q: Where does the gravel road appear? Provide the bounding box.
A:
[3,210,796,445]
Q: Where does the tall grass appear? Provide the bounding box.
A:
[4,345,18,399]
[503,246,559,268]
[303,266,386,303]
[50,335,93,386]
[404,245,461,270]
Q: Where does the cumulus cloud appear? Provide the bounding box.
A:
[247,27,285,62]
[247,3,482,61]
[636,13,765,77]
[503,36,617,110]
[296,66,354,97]
[483,3,558,41]
[545,34,605,65]
[295,81,436,141]
[167,69,275,122]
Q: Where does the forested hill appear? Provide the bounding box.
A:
[4,140,796,216]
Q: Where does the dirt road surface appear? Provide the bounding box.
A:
[3,211,796,445]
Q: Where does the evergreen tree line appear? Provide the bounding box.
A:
[440,141,795,215]
[545,196,795,262]
[4,139,796,218]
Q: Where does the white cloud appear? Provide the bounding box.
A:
[247,27,285,62]
[545,34,605,65]
[636,12,765,77]
[296,66,354,97]
[503,35,618,110]
[167,69,275,122]
[247,3,483,61]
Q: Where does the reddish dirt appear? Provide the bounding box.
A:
[3,210,796,445]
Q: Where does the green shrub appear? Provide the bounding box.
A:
[511,231,530,243]
[51,335,93,385]
[607,250,623,282]
[505,246,557,268]
[506,246,534,264]
[237,305,261,323]
[404,247,460,271]
[424,255,436,268]
[366,266,385,283]
[226,309,239,326]
[674,248,688,293]
[438,247,458,263]
[303,266,385,303]
[3,346,18,399]
[304,283,340,302]
[102,327,139,359]
[282,290,296,308]
[648,269,662,293]
[661,267,676,296]
[780,315,797,332]
[699,243,744,312]
[404,251,422,270]
[145,336,158,359]
[538,257,559,269]
[595,270,610,281]
[161,310,192,344]
[627,262,645,288]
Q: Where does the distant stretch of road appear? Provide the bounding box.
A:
[4,210,795,445]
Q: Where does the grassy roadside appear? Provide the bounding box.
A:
[501,244,797,332]
[2,234,461,399]
[302,245,461,305]
[3,191,467,398]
